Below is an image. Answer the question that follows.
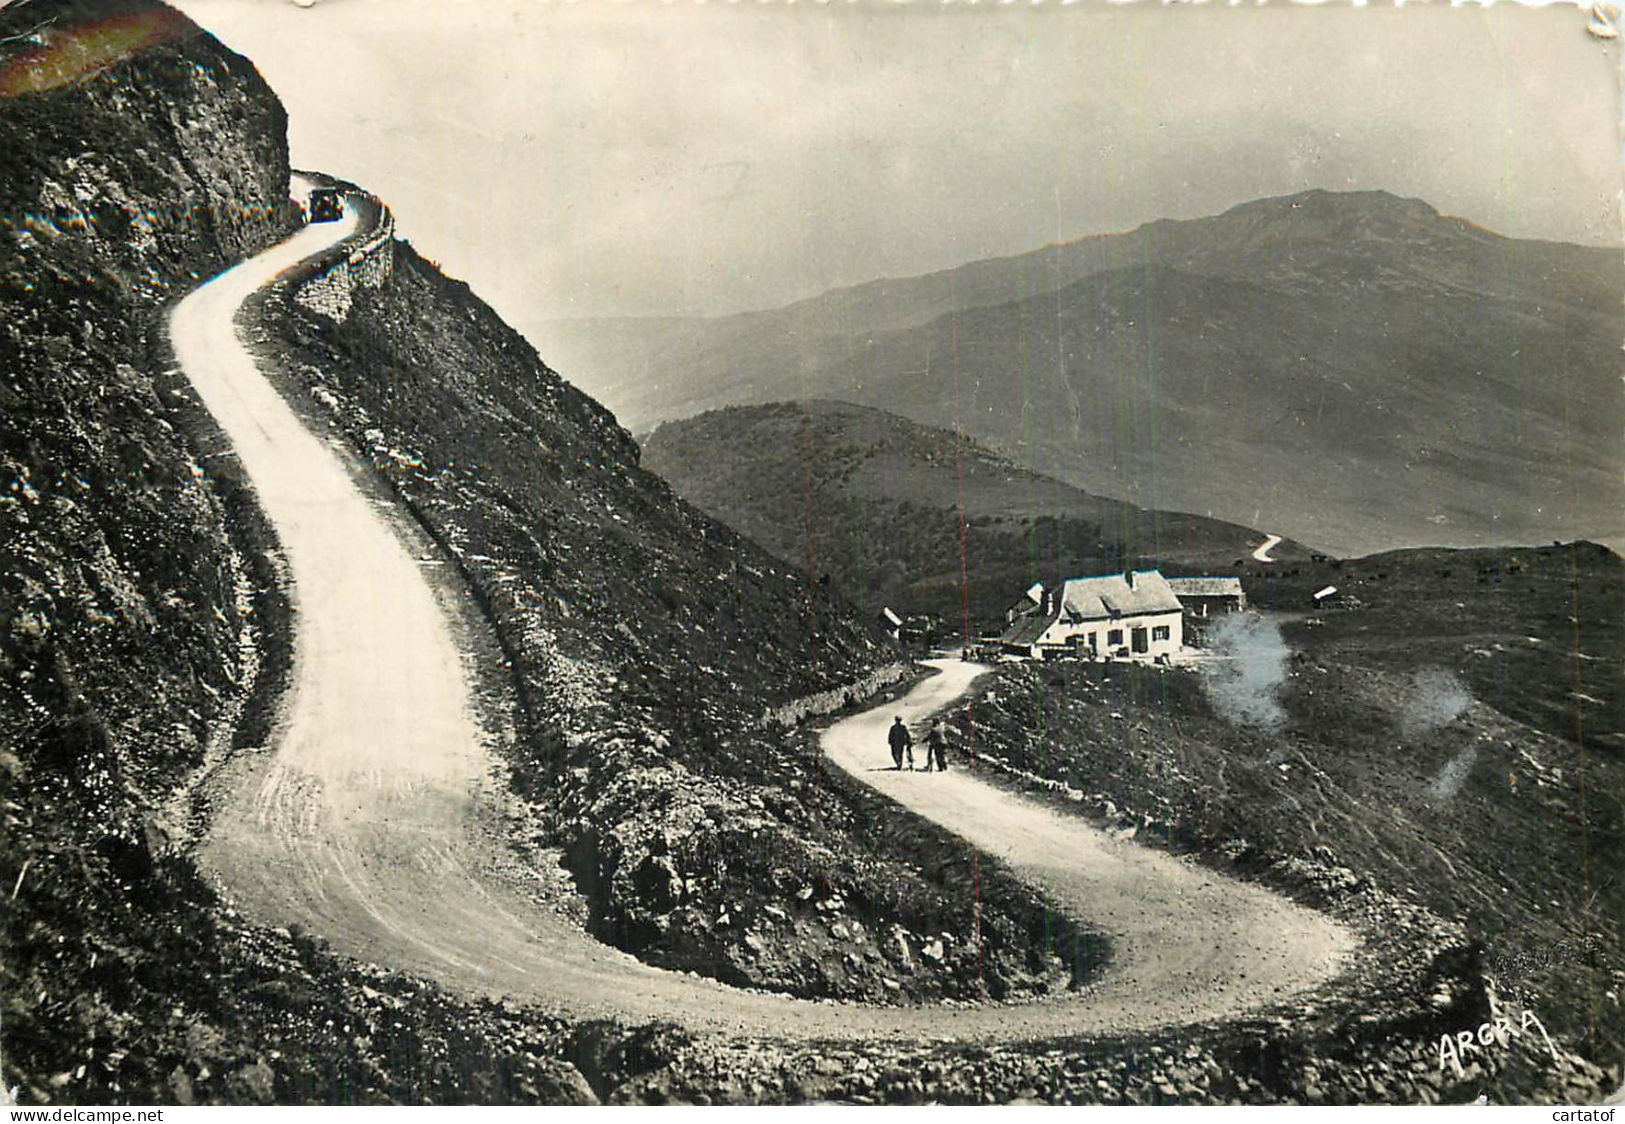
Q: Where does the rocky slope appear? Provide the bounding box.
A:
[3,0,602,1106]
[643,400,1299,628]
[249,240,1098,1010]
[0,0,313,1101]
[533,190,1624,557]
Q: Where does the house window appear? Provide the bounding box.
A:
[1108,629,1124,646]
[1153,625,1170,642]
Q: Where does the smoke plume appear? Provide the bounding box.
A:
[1403,667,1476,801]
[1400,666,1473,741]
[1200,612,1290,731]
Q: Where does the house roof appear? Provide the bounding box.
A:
[1056,570,1182,619]
[1167,576,1245,599]
[999,614,1053,647]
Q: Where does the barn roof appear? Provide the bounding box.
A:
[1167,576,1245,599]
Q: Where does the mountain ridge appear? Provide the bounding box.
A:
[538,188,1618,331]
[531,188,1624,556]
[535,189,1621,339]
[642,399,1298,627]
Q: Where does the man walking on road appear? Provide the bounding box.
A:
[888,716,914,770]
[923,720,949,772]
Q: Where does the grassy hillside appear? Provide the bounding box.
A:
[533,190,1623,557]
[643,401,1297,630]
[961,541,1622,1082]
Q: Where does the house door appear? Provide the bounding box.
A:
[1132,627,1148,654]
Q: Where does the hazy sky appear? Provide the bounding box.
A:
[172,0,1622,322]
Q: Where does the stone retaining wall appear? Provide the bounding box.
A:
[291,187,395,323]
[762,662,914,729]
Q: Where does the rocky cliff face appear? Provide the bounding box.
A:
[0,2,591,1107]
[0,0,294,791]
[0,0,302,1101]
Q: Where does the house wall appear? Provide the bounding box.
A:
[1038,610,1182,661]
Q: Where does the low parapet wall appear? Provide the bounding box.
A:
[288,172,395,323]
[762,662,914,729]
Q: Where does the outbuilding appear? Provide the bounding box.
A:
[1166,576,1247,618]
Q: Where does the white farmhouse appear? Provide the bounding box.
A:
[999,570,1184,661]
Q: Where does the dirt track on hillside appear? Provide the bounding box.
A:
[176,186,1356,1043]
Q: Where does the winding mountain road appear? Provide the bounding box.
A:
[174,181,1355,1043]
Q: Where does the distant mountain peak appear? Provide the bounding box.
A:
[1242,187,1439,214]
[1200,188,1456,241]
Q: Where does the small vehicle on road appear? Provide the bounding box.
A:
[307,187,343,223]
